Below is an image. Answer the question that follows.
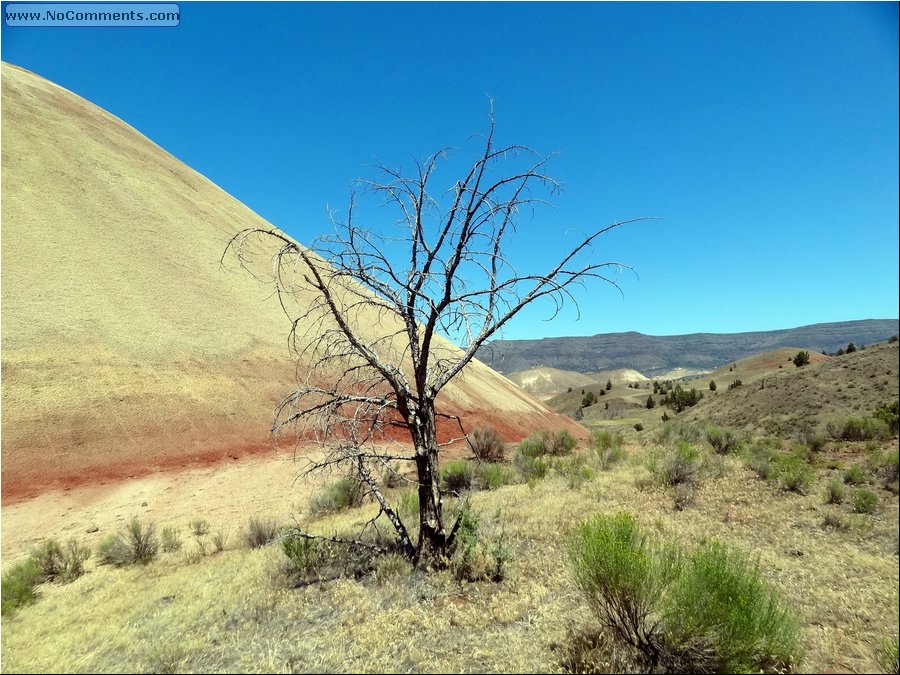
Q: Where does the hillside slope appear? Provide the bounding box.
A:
[0,63,579,502]
[681,341,899,436]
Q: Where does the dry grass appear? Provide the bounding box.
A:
[2,440,897,673]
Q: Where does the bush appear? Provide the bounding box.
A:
[513,431,567,481]
[189,518,210,537]
[843,465,868,485]
[1,559,42,616]
[56,540,91,582]
[211,530,228,553]
[468,427,506,463]
[828,416,890,441]
[664,540,801,673]
[874,401,899,436]
[556,453,596,490]
[852,488,879,514]
[646,395,656,409]
[243,516,280,549]
[823,479,845,504]
[633,423,644,432]
[582,391,597,407]
[451,504,511,582]
[309,477,365,515]
[568,512,676,658]
[440,459,475,494]
[792,350,810,367]
[800,427,827,453]
[590,430,625,471]
[774,454,814,495]
[98,518,158,566]
[568,513,800,673]
[655,441,701,488]
[161,527,183,552]
[728,379,743,391]
[477,462,518,490]
[705,426,741,455]
[549,430,578,456]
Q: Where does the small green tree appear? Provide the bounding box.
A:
[646,395,656,409]
[792,351,810,367]
[582,391,597,408]
[845,342,857,354]
[709,380,717,392]
[606,379,613,391]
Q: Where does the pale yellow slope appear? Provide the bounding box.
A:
[1,63,578,501]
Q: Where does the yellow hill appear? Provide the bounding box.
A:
[0,63,578,501]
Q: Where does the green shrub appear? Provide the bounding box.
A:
[664,540,801,673]
[556,453,596,490]
[568,512,677,659]
[211,530,228,553]
[29,540,63,581]
[309,477,365,515]
[824,479,845,505]
[852,488,879,514]
[513,434,551,481]
[1,559,42,616]
[451,504,511,582]
[97,518,158,566]
[843,465,868,485]
[161,526,183,552]
[828,417,890,441]
[468,427,506,463]
[656,441,701,487]
[876,634,899,675]
[440,459,475,494]
[56,540,91,582]
[800,427,827,453]
[774,454,814,495]
[477,462,517,490]
[874,401,900,436]
[243,516,281,549]
[568,513,801,673]
[549,430,578,456]
[655,421,701,446]
[591,430,626,471]
[582,391,597,407]
[792,350,810,367]
[97,534,133,567]
[189,518,210,537]
[634,423,644,432]
[706,426,742,455]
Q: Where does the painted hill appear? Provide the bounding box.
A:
[507,367,649,399]
[477,320,899,377]
[0,63,579,502]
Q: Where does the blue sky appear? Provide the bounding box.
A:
[3,2,898,340]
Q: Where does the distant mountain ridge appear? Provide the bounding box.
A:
[478,320,899,378]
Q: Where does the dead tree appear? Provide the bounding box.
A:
[225,108,646,567]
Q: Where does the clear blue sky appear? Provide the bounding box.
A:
[3,2,898,340]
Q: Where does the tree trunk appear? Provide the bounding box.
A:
[412,405,448,567]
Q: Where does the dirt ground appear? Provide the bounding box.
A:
[0,448,320,565]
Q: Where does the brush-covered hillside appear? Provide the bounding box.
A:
[0,62,578,502]
[680,341,899,437]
